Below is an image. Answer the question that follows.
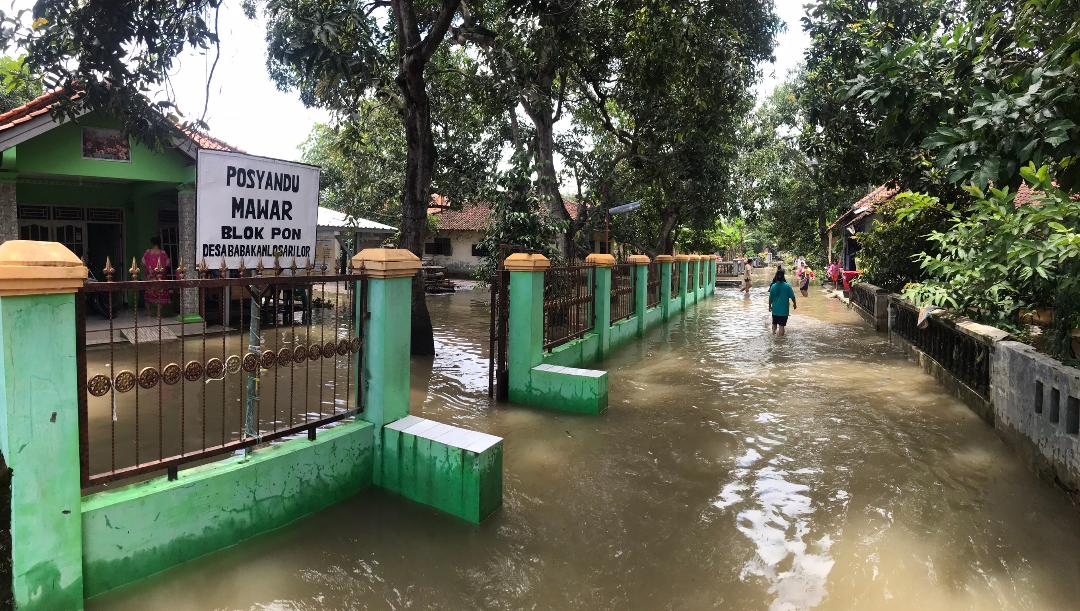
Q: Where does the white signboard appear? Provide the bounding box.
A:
[196,149,319,269]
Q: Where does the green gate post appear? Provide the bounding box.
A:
[353,248,422,429]
[656,255,673,319]
[585,253,614,360]
[690,255,701,303]
[504,254,551,404]
[628,255,650,336]
[675,254,690,311]
[0,241,87,609]
[709,256,717,294]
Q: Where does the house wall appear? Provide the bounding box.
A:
[430,229,485,276]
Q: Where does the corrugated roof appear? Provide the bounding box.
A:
[318,206,396,232]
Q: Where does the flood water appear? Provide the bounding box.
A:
[91,275,1080,610]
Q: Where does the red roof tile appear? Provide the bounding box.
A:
[431,198,581,232]
[0,87,241,152]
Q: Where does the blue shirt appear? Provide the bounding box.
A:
[769,281,796,316]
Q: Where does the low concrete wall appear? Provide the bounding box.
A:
[992,341,1080,498]
[82,420,375,597]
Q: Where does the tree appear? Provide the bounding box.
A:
[263,0,471,355]
[0,56,43,113]
[568,0,780,254]
[2,0,225,139]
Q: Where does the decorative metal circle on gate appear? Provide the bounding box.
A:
[293,344,308,362]
[137,366,159,389]
[114,370,136,393]
[162,363,182,385]
[308,345,321,361]
[336,339,350,356]
[351,336,362,353]
[183,360,204,381]
[322,341,337,359]
[205,358,224,379]
[260,350,276,369]
[277,348,292,365]
[225,355,241,375]
[242,353,259,372]
[87,374,111,397]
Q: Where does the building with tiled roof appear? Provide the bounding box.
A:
[826,183,901,271]
[426,199,581,275]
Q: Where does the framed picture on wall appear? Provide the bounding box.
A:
[82,127,130,161]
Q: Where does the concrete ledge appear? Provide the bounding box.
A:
[523,363,608,415]
[81,420,375,598]
[380,416,503,523]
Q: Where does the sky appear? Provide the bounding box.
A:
[8,0,810,162]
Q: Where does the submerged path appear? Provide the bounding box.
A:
[94,280,1080,610]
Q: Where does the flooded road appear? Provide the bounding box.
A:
[91,278,1080,610]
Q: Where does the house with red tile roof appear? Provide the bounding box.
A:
[826,183,900,270]
[426,199,582,275]
[0,87,252,286]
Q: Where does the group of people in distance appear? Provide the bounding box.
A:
[740,255,816,337]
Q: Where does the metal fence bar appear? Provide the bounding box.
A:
[543,265,595,351]
[671,260,680,297]
[76,265,365,488]
[611,263,635,322]
[646,262,660,308]
[891,300,991,399]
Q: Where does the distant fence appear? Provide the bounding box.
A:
[717,261,735,276]
[77,265,364,488]
[542,265,595,351]
[611,264,635,322]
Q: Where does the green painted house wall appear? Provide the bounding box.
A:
[81,420,375,598]
[8,113,194,184]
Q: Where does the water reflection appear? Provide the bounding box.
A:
[91,279,1080,610]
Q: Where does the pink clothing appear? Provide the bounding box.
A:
[142,249,171,305]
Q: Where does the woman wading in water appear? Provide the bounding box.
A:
[768,267,797,336]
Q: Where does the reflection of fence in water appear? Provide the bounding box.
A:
[611,264,635,322]
[890,300,991,399]
[76,265,366,488]
[542,265,594,351]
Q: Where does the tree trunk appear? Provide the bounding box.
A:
[655,209,679,254]
[522,94,570,257]
[398,56,437,356]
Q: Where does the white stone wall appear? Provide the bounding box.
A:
[430,230,485,276]
[992,341,1080,492]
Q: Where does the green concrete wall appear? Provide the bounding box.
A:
[509,259,715,415]
[0,293,84,610]
[82,421,374,598]
[380,416,503,523]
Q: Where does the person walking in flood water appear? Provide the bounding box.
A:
[742,256,753,295]
[768,267,797,336]
[142,236,171,318]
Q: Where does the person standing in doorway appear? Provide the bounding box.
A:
[768,267,797,336]
[142,236,171,318]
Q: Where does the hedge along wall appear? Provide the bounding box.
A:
[507,253,717,415]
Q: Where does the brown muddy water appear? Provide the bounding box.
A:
[91,277,1080,610]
